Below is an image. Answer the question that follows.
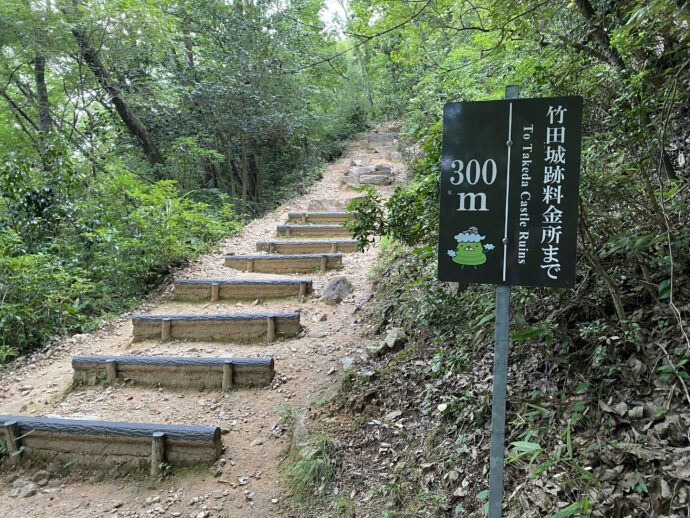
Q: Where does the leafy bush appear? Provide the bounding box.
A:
[0,165,241,360]
[0,239,93,361]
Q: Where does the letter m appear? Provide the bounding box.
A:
[457,192,488,211]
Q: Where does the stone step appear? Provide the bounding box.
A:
[224,253,342,274]
[256,240,358,254]
[308,197,361,211]
[132,312,300,342]
[367,132,399,142]
[0,415,221,475]
[173,278,312,301]
[276,224,352,238]
[286,211,350,224]
[72,355,274,390]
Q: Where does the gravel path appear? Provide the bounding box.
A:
[0,126,402,518]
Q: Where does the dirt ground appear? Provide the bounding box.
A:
[0,127,401,518]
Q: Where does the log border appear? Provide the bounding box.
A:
[0,415,222,473]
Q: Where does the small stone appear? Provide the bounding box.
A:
[250,437,265,447]
[365,341,387,358]
[271,498,279,504]
[31,470,50,482]
[348,166,376,176]
[341,175,359,187]
[320,276,353,305]
[384,327,407,349]
[350,157,371,167]
[10,480,37,498]
[359,369,376,380]
[359,174,394,185]
[453,485,468,498]
[385,410,402,421]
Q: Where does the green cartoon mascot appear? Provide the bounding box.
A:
[447,227,495,269]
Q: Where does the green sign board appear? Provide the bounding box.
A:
[438,96,583,288]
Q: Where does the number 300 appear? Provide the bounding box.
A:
[449,159,497,186]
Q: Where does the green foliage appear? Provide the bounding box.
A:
[0,238,93,360]
[346,186,385,249]
[327,496,356,517]
[0,161,240,358]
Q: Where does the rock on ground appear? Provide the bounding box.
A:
[384,327,407,349]
[350,157,371,167]
[359,174,394,185]
[320,276,353,305]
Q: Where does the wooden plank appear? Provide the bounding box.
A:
[0,415,222,468]
[173,278,313,301]
[2,420,20,464]
[276,224,352,238]
[286,211,350,224]
[132,312,300,342]
[256,240,358,254]
[72,355,274,389]
[224,253,342,274]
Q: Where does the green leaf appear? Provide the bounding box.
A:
[547,501,586,518]
[478,312,496,326]
[511,441,542,453]
[571,463,598,484]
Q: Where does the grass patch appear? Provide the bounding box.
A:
[282,433,340,502]
[327,495,356,517]
[367,236,402,282]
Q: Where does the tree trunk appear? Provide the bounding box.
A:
[250,154,260,199]
[573,0,626,70]
[241,151,248,205]
[70,27,165,167]
[34,55,52,135]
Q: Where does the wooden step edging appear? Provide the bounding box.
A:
[256,239,358,254]
[132,312,300,342]
[286,211,350,224]
[224,253,342,274]
[72,355,274,390]
[276,224,352,238]
[173,278,313,301]
[0,415,221,475]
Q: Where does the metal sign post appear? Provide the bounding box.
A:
[488,85,518,518]
[489,285,511,517]
[437,86,583,517]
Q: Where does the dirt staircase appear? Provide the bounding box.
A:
[0,125,402,517]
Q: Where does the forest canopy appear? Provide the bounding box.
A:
[0,0,370,359]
